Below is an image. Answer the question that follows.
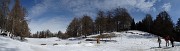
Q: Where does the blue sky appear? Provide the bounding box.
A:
[19,0,180,33]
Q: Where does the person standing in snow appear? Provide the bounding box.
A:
[158,36,161,48]
[164,35,170,47]
[170,36,174,47]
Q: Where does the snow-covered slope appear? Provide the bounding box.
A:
[1,30,180,51]
[0,36,52,51]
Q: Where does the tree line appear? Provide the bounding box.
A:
[30,30,53,38]
[31,8,133,39]
[65,7,180,41]
[0,0,30,40]
[66,8,133,38]
[29,8,180,41]
[30,30,69,39]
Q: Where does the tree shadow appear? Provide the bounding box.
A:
[163,47,171,49]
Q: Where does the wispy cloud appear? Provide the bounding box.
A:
[28,0,58,19]
[161,3,171,11]
[29,0,159,17]
[60,0,157,17]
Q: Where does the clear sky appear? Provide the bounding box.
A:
[19,0,180,33]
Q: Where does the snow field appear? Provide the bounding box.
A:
[1,30,180,51]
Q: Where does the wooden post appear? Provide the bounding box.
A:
[97,37,100,44]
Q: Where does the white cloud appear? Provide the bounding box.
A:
[161,3,171,11]
[60,0,157,16]
[28,0,57,19]
[31,0,157,18]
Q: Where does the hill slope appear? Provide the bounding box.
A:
[1,30,180,51]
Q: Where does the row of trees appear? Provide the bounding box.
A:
[134,11,174,37]
[66,15,94,38]
[31,30,70,39]
[0,0,30,40]
[66,8,133,38]
[29,8,180,41]
[30,30,54,38]
[66,7,180,41]
[134,11,180,41]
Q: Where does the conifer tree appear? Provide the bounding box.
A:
[106,11,114,32]
[81,15,93,38]
[130,19,136,30]
[113,8,132,31]
[141,14,153,32]
[10,0,30,40]
[0,0,10,32]
[95,11,106,35]
[66,17,80,37]
[175,18,180,32]
[153,11,174,36]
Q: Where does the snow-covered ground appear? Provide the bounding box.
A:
[1,30,180,51]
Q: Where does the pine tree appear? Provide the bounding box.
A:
[136,21,143,31]
[113,8,132,31]
[66,17,80,37]
[0,0,10,32]
[95,10,106,35]
[9,0,30,40]
[57,31,63,38]
[81,15,93,38]
[152,14,163,35]
[45,29,52,37]
[21,20,30,37]
[106,11,114,32]
[0,7,3,30]
[130,19,136,30]
[175,18,180,32]
[141,14,153,32]
[153,11,174,36]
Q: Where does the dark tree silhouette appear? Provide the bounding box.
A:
[81,15,94,38]
[175,18,180,32]
[106,11,114,32]
[153,11,174,37]
[95,10,106,35]
[113,8,132,31]
[9,0,30,40]
[66,17,80,37]
[130,18,136,30]
[0,0,10,32]
[141,14,153,33]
